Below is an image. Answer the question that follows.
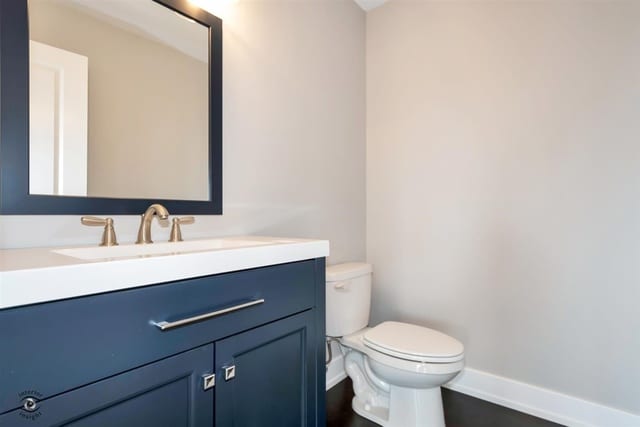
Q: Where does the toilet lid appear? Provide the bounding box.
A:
[363,321,464,363]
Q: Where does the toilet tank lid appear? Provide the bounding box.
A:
[326,262,372,281]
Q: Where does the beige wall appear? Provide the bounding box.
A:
[367,0,640,415]
[29,0,209,200]
[0,0,366,266]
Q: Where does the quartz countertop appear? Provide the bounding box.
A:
[0,236,329,309]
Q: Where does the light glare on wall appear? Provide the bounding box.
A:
[188,0,236,19]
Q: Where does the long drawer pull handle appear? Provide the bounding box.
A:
[152,299,265,331]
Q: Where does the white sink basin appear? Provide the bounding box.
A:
[52,238,289,261]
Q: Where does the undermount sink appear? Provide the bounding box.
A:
[52,238,290,261]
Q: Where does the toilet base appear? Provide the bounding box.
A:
[352,385,446,427]
[352,397,389,426]
[340,329,459,427]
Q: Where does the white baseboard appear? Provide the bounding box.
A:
[446,368,640,427]
[326,353,347,390]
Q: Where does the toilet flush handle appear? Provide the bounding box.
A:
[333,280,349,290]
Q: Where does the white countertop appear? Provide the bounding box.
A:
[0,236,329,309]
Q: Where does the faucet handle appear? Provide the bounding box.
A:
[169,216,195,242]
[81,216,118,247]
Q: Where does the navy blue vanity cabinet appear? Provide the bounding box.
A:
[0,258,326,427]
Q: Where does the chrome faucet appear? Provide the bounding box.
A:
[136,204,169,244]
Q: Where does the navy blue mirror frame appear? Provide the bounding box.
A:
[0,0,222,214]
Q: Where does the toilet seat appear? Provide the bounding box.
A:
[365,343,465,376]
[363,321,464,363]
[341,327,464,377]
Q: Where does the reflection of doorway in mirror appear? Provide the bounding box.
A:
[29,40,88,196]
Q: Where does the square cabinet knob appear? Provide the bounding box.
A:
[202,374,216,390]
[224,365,236,381]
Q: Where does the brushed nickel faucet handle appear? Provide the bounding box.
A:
[81,216,118,247]
[169,216,195,242]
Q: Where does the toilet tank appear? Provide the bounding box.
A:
[326,262,373,337]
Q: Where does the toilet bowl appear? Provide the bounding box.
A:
[327,263,464,427]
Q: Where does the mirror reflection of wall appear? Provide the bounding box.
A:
[28,0,210,201]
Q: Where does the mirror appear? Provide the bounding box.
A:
[0,0,222,214]
[28,0,209,200]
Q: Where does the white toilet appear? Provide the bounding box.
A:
[326,262,464,427]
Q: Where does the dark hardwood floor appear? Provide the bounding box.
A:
[326,378,564,427]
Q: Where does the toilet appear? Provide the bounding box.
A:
[326,262,464,427]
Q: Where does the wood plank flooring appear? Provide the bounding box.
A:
[326,378,564,427]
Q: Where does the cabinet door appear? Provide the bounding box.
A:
[0,344,214,427]
[215,310,316,427]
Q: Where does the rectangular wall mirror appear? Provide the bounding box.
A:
[0,0,222,214]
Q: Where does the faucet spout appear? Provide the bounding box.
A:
[136,204,170,244]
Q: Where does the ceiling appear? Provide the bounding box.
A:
[354,0,389,12]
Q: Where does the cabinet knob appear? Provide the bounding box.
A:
[223,365,236,381]
[202,373,216,390]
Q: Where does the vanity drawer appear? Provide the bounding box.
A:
[0,259,320,415]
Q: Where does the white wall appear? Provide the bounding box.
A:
[0,0,366,266]
[367,0,640,416]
